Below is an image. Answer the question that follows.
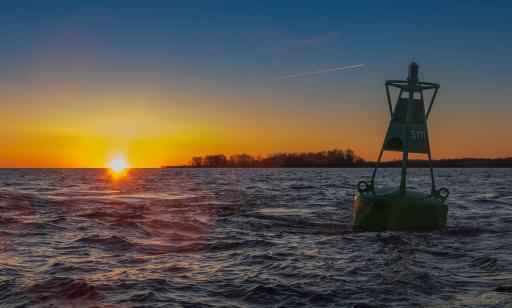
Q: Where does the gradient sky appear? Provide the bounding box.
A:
[1,0,511,167]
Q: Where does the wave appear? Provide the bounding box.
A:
[75,234,133,251]
[28,276,99,304]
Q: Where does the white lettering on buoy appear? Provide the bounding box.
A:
[410,129,427,140]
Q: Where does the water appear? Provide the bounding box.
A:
[0,168,510,307]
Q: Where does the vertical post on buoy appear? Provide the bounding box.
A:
[400,149,408,193]
[399,62,419,193]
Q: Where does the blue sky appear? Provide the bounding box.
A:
[2,1,511,83]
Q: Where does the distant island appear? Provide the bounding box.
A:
[162,149,512,168]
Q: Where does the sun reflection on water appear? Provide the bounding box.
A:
[107,156,129,179]
[108,168,129,180]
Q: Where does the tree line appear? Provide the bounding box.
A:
[169,151,512,168]
[187,149,365,168]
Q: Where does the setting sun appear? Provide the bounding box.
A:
[108,157,128,173]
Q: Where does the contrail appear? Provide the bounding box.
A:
[271,63,365,80]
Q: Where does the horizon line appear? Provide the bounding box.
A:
[2,156,512,169]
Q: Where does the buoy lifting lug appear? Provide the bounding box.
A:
[357,181,372,193]
[433,187,449,203]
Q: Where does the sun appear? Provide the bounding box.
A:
[108,156,128,173]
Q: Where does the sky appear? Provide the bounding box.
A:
[1,0,511,167]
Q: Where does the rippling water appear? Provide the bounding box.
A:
[0,168,510,307]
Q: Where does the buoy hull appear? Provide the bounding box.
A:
[354,189,447,231]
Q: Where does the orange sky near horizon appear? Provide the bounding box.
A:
[1,77,511,168]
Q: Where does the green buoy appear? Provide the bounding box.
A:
[354,62,449,230]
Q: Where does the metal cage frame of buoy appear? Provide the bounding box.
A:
[358,62,449,203]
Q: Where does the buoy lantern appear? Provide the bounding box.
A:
[354,62,449,230]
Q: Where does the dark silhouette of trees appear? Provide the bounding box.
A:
[202,154,229,167]
[180,151,512,168]
[229,154,256,167]
[188,155,228,167]
[185,149,365,168]
[189,156,203,167]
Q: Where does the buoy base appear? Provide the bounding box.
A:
[354,189,447,231]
